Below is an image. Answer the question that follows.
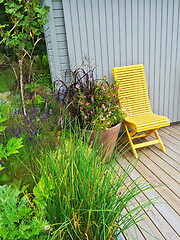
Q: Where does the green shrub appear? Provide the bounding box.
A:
[34,55,52,89]
[0,184,49,239]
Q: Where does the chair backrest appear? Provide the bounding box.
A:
[112,64,152,117]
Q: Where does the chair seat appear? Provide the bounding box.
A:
[125,113,170,132]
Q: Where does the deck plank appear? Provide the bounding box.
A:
[158,133,180,155]
[116,124,180,240]
[161,127,180,140]
[148,132,180,158]
[159,129,180,147]
[145,136,180,171]
[167,125,180,134]
[122,150,180,221]
[173,124,180,131]
[117,159,180,240]
[113,165,164,240]
[137,139,180,183]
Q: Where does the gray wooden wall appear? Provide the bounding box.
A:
[42,0,180,123]
[41,0,69,85]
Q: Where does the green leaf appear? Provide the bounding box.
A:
[25,99,30,105]
[24,85,29,89]
[0,166,5,171]
[6,137,23,156]
[35,94,43,104]
[0,117,7,123]
[0,144,6,159]
[0,174,11,182]
[0,126,7,132]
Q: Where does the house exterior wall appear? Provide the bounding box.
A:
[41,0,69,84]
[42,0,180,123]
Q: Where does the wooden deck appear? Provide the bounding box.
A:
[116,123,180,240]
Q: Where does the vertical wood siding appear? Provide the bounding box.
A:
[62,0,180,122]
[42,0,69,84]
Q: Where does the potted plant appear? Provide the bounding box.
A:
[56,64,124,161]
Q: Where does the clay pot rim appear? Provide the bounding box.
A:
[81,122,122,133]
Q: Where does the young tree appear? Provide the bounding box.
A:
[0,0,49,115]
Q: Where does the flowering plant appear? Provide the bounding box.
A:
[57,64,124,130]
[76,75,124,130]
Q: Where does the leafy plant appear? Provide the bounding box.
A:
[34,54,52,89]
[0,0,50,115]
[24,82,40,93]
[32,122,158,240]
[23,84,56,111]
[0,184,49,239]
[0,116,23,171]
[0,0,49,54]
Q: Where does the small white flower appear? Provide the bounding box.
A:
[44,225,51,231]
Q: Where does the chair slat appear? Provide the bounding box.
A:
[113,65,152,116]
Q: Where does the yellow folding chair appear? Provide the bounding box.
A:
[112,64,170,158]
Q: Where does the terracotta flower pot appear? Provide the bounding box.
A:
[82,123,122,163]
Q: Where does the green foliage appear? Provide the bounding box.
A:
[0,0,50,109]
[24,82,40,93]
[0,3,9,26]
[0,184,49,239]
[0,91,63,188]
[0,117,23,158]
[0,3,11,57]
[35,72,52,89]
[0,116,23,171]
[0,67,16,92]
[4,137,23,156]
[0,116,6,132]
[36,54,50,70]
[32,124,158,239]
[34,54,52,89]
[0,0,49,57]
[0,54,9,70]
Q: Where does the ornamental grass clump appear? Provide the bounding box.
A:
[32,124,158,239]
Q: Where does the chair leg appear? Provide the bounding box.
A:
[142,130,155,139]
[154,130,166,152]
[124,124,138,158]
[120,129,136,143]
